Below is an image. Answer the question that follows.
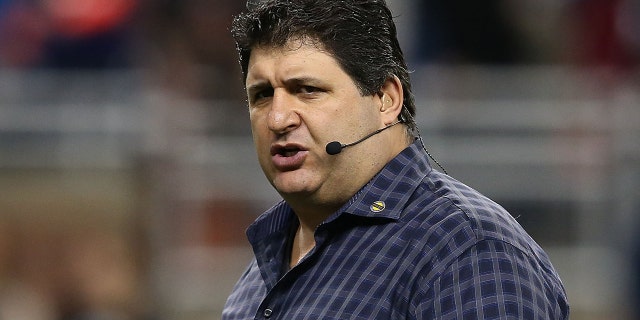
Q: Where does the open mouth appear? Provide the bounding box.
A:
[271,144,304,157]
[281,147,300,157]
[270,144,308,170]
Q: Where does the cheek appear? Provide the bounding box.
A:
[249,114,271,157]
[336,102,376,132]
[249,111,267,137]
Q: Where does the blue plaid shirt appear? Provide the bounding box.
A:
[223,141,569,319]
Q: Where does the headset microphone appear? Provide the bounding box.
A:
[325,120,402,155]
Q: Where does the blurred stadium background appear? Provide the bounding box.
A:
[0,0,638,319]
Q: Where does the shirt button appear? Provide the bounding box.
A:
[263,308,273,318]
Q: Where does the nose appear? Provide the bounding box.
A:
[267,89,300,135]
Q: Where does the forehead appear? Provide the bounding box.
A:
[246,38,346,80]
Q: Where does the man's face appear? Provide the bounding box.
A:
[245,39,385,207]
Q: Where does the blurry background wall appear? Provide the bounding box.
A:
[0,0,639,319]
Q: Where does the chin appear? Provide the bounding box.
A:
[273,181,316,197]
[271,171,319,196]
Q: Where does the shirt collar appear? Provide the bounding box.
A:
[335,139,432,221]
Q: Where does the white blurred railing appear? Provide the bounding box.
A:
[1,66,638,319]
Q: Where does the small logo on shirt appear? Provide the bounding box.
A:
[370,200,386,213]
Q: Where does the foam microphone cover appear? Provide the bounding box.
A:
[325,141,343,155]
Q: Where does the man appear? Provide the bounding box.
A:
[223,0,569,319]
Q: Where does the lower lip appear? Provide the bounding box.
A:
[272,151,308,171]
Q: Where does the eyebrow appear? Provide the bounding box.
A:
[285,77,325,87]
[246,81,271,94]
[247,77,326,92]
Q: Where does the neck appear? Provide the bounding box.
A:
[287,198,340,231]
[290,217,317,268]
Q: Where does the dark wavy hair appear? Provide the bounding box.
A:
[231,0,416,131]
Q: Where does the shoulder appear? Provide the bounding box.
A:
[399,169,561,285]
[402,172,569,318]
[410,170,537,254]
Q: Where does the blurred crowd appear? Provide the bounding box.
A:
[1,0,638,93]
[0,0,639,319]
[408,0,640,68]
[0,0,247,100]
[0,0,137,69]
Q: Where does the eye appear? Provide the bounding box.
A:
[250,87,274,103]
[299,85,322,95]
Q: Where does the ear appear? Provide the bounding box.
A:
[377,75,404,125]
